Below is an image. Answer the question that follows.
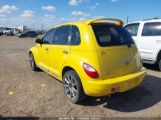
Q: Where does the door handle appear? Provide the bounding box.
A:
[157,40,161,43]
[63,50,69,54]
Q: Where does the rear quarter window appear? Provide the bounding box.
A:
[70,26,80,45]
[92,24,134,47]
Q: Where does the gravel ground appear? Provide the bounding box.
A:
[0,36,161,117]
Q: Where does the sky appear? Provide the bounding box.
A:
[0,0,161,29]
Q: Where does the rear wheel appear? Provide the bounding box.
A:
[158,58,161,71]
[63,70,86,103]
[29,53,39,71]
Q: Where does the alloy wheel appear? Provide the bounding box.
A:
[64,74,78,100]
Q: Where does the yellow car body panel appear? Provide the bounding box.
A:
[84,69,146,96]
[29,18,146,97]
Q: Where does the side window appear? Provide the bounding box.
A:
[53,26,71,45]
[124,23,140,36]
[70,26,80,45]
[142,22,161,36]
[43,29,56,44]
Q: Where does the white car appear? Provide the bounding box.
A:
[124,18,161,71]
[3,27,13,36]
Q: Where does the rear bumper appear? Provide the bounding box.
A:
[84,67,147,97]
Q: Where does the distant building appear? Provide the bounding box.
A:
[17,26,28,32]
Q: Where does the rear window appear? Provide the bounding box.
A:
[92,24,134,47]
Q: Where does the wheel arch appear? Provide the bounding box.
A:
[62,66,77,78]
[60,56,84,80]
[29,47,39,64]
[29,50,32,55]
[61,61,88,91]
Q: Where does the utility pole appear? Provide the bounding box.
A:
[127,16,129,23]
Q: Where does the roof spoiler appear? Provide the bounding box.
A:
[85,18,124,26]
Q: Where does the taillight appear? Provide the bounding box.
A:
[83,63,99,79]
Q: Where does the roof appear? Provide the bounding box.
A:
[143,18,161,21]
[125,18,161,25]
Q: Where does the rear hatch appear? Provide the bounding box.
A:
[92,24,138,79]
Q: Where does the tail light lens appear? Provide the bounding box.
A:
[83,63,99,79]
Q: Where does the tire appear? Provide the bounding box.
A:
[29,53,39,71]
[158,58,161,71]
[63,70,86,103]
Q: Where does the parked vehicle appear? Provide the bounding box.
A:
[18,31,37,38]
[29,18,146,103]
[124,18,161,71]
[0,30,3,36]
[3,27,13,36]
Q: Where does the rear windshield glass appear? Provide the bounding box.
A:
[92,24,134,47]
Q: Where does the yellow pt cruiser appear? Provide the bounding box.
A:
[29,18,147,103]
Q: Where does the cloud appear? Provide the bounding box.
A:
[111,0,119,2]
[60,17,86,22]
[44,14,55,19]
[0,5,18,14]
[69,0,81,6]
[93,16,105,19]
[0,18,6,23]
[42,6,56,12]
[20,10,35,18]
[90,2,99,9]
[60,17,65,21]
[0,14,6,23]
[71,11,90,17]
[79,17,86,21]
[0,15,6,18]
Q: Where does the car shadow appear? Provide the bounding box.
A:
[81,75,161,112]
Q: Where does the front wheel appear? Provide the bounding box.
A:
[63,70,86,103]
[29,53,39,71]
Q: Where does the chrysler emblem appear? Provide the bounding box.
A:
[123,59,130,65]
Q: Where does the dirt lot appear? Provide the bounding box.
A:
[0,36,161,117]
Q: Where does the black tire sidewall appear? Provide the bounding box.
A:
[159,59,161,71]
[29,53,38,71]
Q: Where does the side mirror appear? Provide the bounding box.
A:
[35,38,42,44]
